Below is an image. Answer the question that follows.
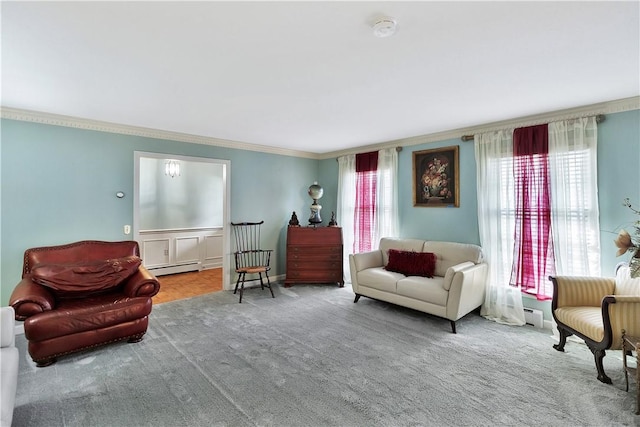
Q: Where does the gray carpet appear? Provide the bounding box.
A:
[12,283,639,426]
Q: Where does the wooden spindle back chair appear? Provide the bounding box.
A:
[230,221,275,303]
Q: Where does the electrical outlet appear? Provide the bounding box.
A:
[124,225,131,235]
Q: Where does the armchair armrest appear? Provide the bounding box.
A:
[9,277,56,321]
[122,266,160,298]
[604,295,640,349]
[551,276,615,309]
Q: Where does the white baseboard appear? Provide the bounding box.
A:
[544,319,555,331]
[149,263,201,276]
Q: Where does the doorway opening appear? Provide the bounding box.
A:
[134,152,231,298]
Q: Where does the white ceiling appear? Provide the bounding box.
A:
[2,1,639,155]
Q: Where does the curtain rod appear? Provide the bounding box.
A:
[335,146,402,161]
[460,114,606,141]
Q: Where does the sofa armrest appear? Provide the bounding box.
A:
[550,276,615,308]
[604,295,640,349]
[350,250,383,272]
[0,307,16,348]
[349,250,383,291]
[0,307,18,427]
[442,262,475,291]
[122,266,161,298]
[446,263,488,321]
[9,277,56,321]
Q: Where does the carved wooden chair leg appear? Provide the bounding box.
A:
[553,327,570,352]
[590,347,612,384]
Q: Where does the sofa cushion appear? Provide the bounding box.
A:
[385,249,436,277]
[553,306,604,342]
[31,256,141,296]
[356,267,402,293]
[379,238,426,266]
[396,276,448,306]
[423,241,483,277]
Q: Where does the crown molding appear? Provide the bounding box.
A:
[2,96,638,161]
[320,96,640,159]
[0,107,322,160]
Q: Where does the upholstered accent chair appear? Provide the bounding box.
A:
[550,264,640,383]
[10,240,160,367]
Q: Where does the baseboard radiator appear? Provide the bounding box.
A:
[523,308,544,328]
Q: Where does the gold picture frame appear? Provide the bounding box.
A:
[412,145,459,207]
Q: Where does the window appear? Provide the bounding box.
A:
[337,148,398,282]
[477,117,600,323]
[495,154,556,300]
[490,121,599,301]
[549,148,600,274]
[354,152,378,253]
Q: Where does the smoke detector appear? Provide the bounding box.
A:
[372,17,397,38]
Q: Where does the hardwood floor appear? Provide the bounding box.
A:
[152,268,223,304]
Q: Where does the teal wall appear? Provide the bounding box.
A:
[2,108,638,313]
[596,110,640,273]
[0,119,318,304]
[317,157,339,225]
[397,140,480,243]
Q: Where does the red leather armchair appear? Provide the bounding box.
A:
[10,240,160,367]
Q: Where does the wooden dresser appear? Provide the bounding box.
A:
[285,226,344,287]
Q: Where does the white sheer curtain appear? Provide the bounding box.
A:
[374,148,399,245]
[475,130,526,326]
[337,154,357,282]
[337,148,399,283]
[548,117,601,276]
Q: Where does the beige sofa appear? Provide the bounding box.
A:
[349,238,487,333]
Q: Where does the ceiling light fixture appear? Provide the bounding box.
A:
[165,159,181,178]
[372,17,397,38]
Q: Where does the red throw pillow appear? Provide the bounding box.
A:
[31,256,142,296]
[385,249,436,278]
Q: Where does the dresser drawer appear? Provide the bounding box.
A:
[286,269,343,282]
[287,227,342,245]
[287,260,342,270]
[288,245,341,254]
[287,249,341,262]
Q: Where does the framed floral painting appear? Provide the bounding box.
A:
[412,145,459,207]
